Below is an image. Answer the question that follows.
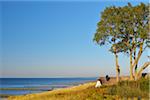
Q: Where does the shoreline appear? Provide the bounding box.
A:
[0,80,96,99]
[7,82,96,100]
[3,76,149,100]
[2,76,127,99]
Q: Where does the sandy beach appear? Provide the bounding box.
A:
[7,76,149,100]
[8,82,96,100]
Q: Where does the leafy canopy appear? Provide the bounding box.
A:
[94,3,149,53]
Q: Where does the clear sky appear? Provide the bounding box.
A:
[0,0,149,78]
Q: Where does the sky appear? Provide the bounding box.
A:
[0,0,149,78]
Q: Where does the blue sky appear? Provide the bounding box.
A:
[0,0,149,78]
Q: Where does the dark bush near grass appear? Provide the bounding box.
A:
[107,78,149,98]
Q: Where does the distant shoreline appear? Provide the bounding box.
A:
[8,81,96,100]
[0,78,96,99]
[5,76,124,99]
[0,82,95,99]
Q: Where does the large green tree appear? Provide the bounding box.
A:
[94,6,123,82]
[94,3,149,81]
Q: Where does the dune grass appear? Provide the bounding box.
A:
[107,78,149,98]
[8,78,149,100]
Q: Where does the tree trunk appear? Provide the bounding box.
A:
[134,48,138,79]
[131,43,143,80]
[115,53,119,82]
[136,62,150,80]
[129,50,134,80]
[133,34,138,77]
[134,48,138,80]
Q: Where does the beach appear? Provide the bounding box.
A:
[1,1,149,100]
[7,76,149,100]
[0,78,96,99]
[8,82,97,100]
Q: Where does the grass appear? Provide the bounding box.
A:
[8,78,150,100]
[107,78,149,98]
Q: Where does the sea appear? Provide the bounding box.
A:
[0,78,96,96]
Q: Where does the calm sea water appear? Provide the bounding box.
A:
[0,78,96,95]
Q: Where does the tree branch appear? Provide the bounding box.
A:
[136,62,150,79]
[131,43,144,70]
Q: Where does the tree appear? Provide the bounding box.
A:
[120,3,150,80]
[93,3,149,81]
[93,6,123,82]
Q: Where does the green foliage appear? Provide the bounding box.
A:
[93,2,149,54]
